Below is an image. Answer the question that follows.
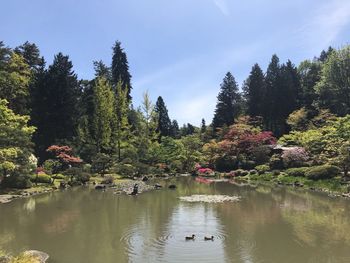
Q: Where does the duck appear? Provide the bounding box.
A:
[204,236,214,241]
[185,234,195,240]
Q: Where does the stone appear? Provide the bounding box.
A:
[0,255,11,263]
[23,250,49,262]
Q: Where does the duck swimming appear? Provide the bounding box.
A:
[204,236,214,241]
[185,234,195,240]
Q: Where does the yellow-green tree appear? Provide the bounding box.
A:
[0,99,35,187]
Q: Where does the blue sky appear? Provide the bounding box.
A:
[1,0,350,126]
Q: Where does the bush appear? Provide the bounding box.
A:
[169,160,183,173]
[305,165,341,180]
[52,173,66,180]
[269,154,284,170]
[75,172,90,184]
[249,169,257,175]
[272,170,280,176]
[115,163,136,177]
[1,175,32,189]
[255,164,270,175]
[282,147,309,168]
[240,160,256,170]
[285,167,309,177]
[101,175,114,184]
[32,174,52,184]
[42,159,61,174]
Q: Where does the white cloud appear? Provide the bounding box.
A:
[296,0,350,51]
[212,0,230,16]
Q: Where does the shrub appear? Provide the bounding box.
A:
[197,168,215,176]
[75,172,90,184]
[170,160,183,173]
[282,147,309,168]
[52,173,66,180]
[255,164,270,175]
[269,154,284,170]
[285,167,309,177]
[101,175,114,184]
[117,163,136,177]
[1,175,32,189]
[249,169,257,175]
[272,170,280,176]
[305,165,341,180]
[240,160,256,170]
[32,174,52,184]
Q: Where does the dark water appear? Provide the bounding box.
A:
[1,177,350,263]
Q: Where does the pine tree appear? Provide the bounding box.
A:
[200,118,206,133]
[32,53,80,160]
[243,64,265,117]
[155,96,171,138]
[14,41,43,72]
[212,72,242,129]
[169,120,180,138]
[93,60,111,80]
[111,41,132,101]
[263,55,281,132]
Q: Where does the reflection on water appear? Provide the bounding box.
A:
[0,177,350,262]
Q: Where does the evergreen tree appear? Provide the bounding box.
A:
[155,96,171,138]
[14,41,43,72]
[93,60,111,80]
[169,120,180,138]
[200,118,206,134]
[243,64,265,117]
[319,46,334,62]
[111,41,132,101]
[263,55,281,132]
[32,53,80,160]
[212,72,242,129]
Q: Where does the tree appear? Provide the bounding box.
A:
[113,80,131,161]
[32,53,80,160]
[0,99,35,185]
[317,46,350,116]
[200,118,206,133]
[91,77,117,153]
[169,120,180,138]
[212,72,242,130]
[0,51,31,115]
[243,64,265,117]
[111,41,132,101]
[263,54,281,133]
[93,60,111,80]
[298,60,321,109]
[14,41,43,72]
[155,96,171,138]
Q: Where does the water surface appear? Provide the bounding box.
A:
[1,177,350,263]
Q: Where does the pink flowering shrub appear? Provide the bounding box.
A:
[282,147,309,168]
[197,168,215,176]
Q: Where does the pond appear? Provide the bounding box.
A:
[1,176,350,263]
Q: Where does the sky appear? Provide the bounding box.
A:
[1,0,350,126]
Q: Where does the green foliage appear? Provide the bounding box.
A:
[255,164,270,174]
[42,159,60,174]
[155,96,171,138]
[212,72,242,129]
[0,51,31,115]
[317,46,350,116]
[269,154,284,170]
[31,174,52,184]
[1,175,32,189]
[52,173,66,180]
[0,99,35,186]
[285,167,309,177]
[305,165,341,180]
